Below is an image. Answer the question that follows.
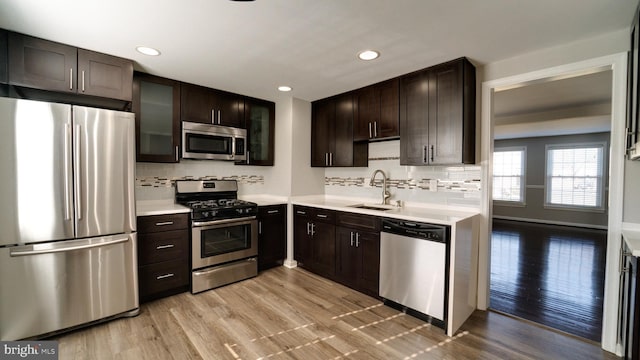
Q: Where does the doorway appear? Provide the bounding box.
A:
[489,71,611,341]
[479,53,628,353]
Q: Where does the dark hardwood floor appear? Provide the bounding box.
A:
[490,218,608,342]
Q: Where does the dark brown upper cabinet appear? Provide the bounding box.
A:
[311,93,367,167]
[400,57,475,165]
[180,82,244,128]
[354,78,399,141]
[237,97,275,166]
[0,29,8,84]
[133,72,181,163]
[8,32,132,101]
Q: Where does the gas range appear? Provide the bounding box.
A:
[175,179,259,294]
[175,180,258,222]
[183,198,258,222]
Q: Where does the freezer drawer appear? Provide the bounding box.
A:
[0,233,139,340]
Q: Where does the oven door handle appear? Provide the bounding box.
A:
[192,216,257,227]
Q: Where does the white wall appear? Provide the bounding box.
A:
[482,29,628,82]
[291,98,325,196]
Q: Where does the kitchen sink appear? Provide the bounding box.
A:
[349,204,395,211]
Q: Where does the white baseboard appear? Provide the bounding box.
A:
[283,259,298,269]
[492,215,608,230]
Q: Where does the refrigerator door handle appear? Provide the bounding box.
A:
[63,123,73,221]
[74,124,82,221]
[9,236,129,257]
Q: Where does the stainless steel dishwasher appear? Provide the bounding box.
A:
[379,218,449,326]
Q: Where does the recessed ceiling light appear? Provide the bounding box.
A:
[136,46,161,56]
[358,50,379,61]
[278,86,292,92]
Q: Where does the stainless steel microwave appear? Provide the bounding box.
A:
[182,121,247,161]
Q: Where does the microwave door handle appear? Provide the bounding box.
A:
[232,137,236,158]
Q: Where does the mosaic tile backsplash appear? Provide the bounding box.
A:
[324,141,482,208]
[135,160,267,201]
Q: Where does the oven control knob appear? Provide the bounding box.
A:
[202,211,209,218]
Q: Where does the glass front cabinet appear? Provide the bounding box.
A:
[133,72,181,163]
[238,97,275,166]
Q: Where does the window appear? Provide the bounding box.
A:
[493,147,525,203]
[545,144,605,209]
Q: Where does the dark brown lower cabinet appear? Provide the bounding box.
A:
[293,206,380,298]
[137,213,190,302]
[336,212,380,297]
[258,204,287,271]
[293,206,336,278]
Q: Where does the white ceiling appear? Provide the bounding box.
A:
[0,0,636,102]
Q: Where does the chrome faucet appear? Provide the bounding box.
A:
[370,169,390,205]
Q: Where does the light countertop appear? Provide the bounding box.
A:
[291,195,479,226]
[623,223,640,256]
[136,200,191,217]
[239,194,288,207]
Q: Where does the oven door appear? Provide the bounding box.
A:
[192,217,258,269]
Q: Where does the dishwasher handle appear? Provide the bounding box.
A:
[381,219,449,243]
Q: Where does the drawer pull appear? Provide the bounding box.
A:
[317,214,328,218]
[155,221,174,226]
[156,273,175,280]
[296,211,306,215]
[156,244,175,250]
[267,210,279,214]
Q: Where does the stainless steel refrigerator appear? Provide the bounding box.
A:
[0,97,138,341]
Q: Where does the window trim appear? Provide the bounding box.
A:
[544,142,607,211]
[492,146,526,205]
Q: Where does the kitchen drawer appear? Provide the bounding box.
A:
[336,211,380,232]
[137,213,189,233]
[139,259,189,298]
[138,229,189,266]
[313,209,335,224]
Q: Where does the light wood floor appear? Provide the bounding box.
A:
[54,267,618,359]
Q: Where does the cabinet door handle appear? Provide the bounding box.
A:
[374,121,377,138]
[218,110,221,125]
[325,153,329,166]
[311,223,315,236]
[369,122,372,138]
[355,232,360,247]
[350,232,354,246]
[156,273,175,280]
[259,221,262,234]
[69,68,73,90]
[423,146,427,163]
[155,221,174,226]
[175,145,179,162]
[156,244,175,250]
[430,145,434,162]
[330,153,333,166]
[307,222,311,235]
[246,150,250,165]
[211,109,215,124]
[81,70,85,92]
[267,210,279,214]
